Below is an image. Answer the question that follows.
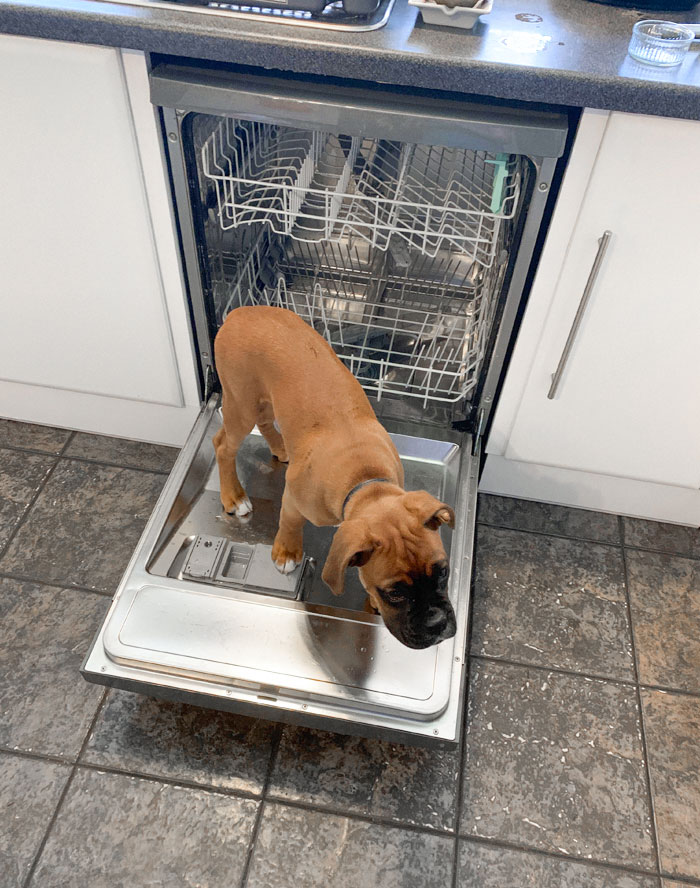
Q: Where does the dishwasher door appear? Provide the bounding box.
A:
[83,395,478,746]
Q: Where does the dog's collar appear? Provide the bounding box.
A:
[341,478,393,519]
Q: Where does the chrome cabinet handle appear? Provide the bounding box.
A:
[547,230,613,400]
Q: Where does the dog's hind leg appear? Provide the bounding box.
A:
[257,401,288,463]
[214,391,255,517]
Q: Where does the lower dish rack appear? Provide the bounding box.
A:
[208,226,509,407]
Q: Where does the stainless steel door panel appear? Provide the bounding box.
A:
[104,584,443,714]
[83,395,477,743]
[151,66,568,158]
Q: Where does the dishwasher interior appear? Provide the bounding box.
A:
[83,67,568,745]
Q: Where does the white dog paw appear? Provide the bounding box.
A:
[275,558,300,575]
[234,497,253,517]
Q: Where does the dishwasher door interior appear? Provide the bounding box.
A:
[83,395,477,745]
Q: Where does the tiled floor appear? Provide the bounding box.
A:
[1,418,699,888]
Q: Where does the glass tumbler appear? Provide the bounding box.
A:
[628,20,696,67]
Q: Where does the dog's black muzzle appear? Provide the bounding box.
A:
[387,595,457,650]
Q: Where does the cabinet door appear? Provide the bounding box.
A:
[502,112,700,491]
[0,37,182,407]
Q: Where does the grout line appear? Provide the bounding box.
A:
[0,432,75,567]
[0,436,177,475]
[458,833,661,880]
[22,687,107,888]
[58,453,175,477]
[239,728,283,888]
[639,682,700,701]
[240,799,268,888]
[470,653,638,688]
[623,542,700,563]
[620,515,663,879]
[475,520,623,550]
[259,794,456,839]
[0,746,74,767]
[0,442,71,459]
[0,570,115,598]
[658,875,700,888]
[477,517,700,564]
[76,759,263,803]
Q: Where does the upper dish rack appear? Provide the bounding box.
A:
[202,118,521,265]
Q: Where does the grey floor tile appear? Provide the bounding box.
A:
[627,551,700,693]
[470,527,634,681]
[457,840,659,887]
[0,579,108,757]
[623,518,700,560]
[0,449,55,551]
[0,419,70,455]
[65,432,178,473]
[30,768,258,888]
[478,495,620,544]
[247,802,454,888]
[0,459,165,592]
[0,753,70,888]
[461,660,654,869]
[642,689,700,881]
[268,725,459,830]
[83,689,278,795]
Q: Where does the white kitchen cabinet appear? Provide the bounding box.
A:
[0,38,199,445]
[482,109,700,525]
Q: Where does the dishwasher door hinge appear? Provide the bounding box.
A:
[203,363,217,402]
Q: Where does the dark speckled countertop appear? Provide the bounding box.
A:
[1,0,700,117]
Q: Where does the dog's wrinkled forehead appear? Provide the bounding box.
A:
[372,503,437,554]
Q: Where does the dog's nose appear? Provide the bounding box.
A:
[424,606,447,633]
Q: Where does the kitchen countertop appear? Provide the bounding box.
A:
[1,0,700,118]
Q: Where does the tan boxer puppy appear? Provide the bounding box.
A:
[214,305,456,649]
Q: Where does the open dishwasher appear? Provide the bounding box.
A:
[83,64,568,745]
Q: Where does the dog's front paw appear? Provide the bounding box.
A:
[271,538,302,575]
[222,494,253,518]
[276,558,300,575]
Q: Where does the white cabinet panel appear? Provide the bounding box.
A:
[0,37,182,406]
[502,112,700,491]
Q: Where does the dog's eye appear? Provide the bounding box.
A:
[379,588,405,605]
[436,563,449,581]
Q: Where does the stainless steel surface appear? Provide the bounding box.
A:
[547,230,613,400]
[92,0,397,31]
[83,396,476,742]
[476,154,556,429]
[150,66,569,158]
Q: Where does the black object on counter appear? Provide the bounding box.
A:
[585,0,698,12]
[165,0,381,13]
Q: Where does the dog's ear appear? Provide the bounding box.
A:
[322,520,378,597]
[403,491,455,531]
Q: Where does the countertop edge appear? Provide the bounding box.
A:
[1,3,700,119]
